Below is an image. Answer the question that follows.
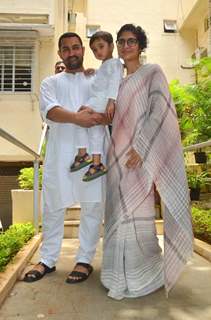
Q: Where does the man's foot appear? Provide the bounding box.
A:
[23,262,56,283]
[82,163,107,182]
[70,153,92,172]
[66,262,93,284]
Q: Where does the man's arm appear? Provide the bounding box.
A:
[47,106,106,128]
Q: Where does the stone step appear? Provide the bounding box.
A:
[63,220,164,239]
[65,204,81,220]
[65,204,162,220]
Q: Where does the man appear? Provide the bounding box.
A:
[54,60,66,74]
[23,32,107,284]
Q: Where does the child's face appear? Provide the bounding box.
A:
[90,39,114,61]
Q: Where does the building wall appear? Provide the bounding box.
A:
[178,0,208,55]
[0,0,207,161]
[0,0,57,160]
[72,0,195,84]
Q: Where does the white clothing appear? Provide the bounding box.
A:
[39,71,106,268]
[40,202,104,267]
[40,72,105,212]
[76,58,123,154]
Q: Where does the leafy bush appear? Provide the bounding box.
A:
[18,167,42,190]
[187,171,208,189]
[169,57,211,146]
[0,223,35,271]
[192,207,211,245]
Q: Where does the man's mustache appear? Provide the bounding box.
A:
[66,56,79,61]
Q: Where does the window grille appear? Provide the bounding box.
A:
[0,41,35,93]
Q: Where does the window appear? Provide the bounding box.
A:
[0,43,35,93]
[163,20,177,33]
[86,25,100,38]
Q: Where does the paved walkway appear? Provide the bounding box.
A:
[1,238,211,320]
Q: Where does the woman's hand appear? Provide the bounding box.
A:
[125,147,142,169]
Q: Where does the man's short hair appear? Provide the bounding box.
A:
[89,31,113,47]
[58,32,83,49]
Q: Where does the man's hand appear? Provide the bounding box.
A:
[75,108,105,128]
[84,68,95,76]
[125,147,142,169]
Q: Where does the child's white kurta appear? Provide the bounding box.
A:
[77,58,123,154]
[40,71,105,212]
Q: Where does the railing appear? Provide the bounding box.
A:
[0,124,48,234]
[183,140,211,152]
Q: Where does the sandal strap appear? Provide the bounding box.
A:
[76,262,93,272]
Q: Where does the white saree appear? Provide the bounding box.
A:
[101,64,193,300]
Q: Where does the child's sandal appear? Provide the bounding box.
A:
[70,153,92,172]
[82,163,107,182]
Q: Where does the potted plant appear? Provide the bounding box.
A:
[194,149,207,164]
[187,171,207,201]
[11,167,43,224]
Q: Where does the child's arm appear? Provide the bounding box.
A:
[106,60,123,101]
[106,99,115,122]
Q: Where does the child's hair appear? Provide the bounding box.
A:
[89,31,113,47]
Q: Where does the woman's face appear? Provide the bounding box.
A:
[116,31,140,62]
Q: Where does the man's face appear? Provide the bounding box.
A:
[58,36,84,71]
[55,62,65,74]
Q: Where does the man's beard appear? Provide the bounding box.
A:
[64,56,83,70]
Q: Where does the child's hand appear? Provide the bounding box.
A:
[106,100,115,122]
[84,68,95,76]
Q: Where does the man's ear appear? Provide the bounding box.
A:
[82,46,85,56]
[111,43,114,51]
[58,50,62,59]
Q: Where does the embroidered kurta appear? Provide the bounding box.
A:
[101,64,193,300]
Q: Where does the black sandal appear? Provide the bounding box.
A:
[23,262,56,283]
[82,163,107,182]
[70,153,92,172]
[66,262,93,284]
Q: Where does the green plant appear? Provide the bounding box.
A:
[18,167,42,190]
[187,171,208,189]
[169,57,211,146]
[192,206,211,245]
[0,223,35,271]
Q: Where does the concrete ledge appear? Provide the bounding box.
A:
[194,238,211,263]
[0,233,41,307]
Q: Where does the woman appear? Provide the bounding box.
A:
[101,24,193,300]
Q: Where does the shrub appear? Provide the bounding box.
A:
[187,171,208,189]
[169,57,211,146]
[192,207,211,245]
[18,167,42,190]
[0,223,35,271]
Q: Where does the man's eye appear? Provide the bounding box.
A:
[73,46,80,50]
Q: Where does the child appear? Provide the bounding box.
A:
[70,31,123,181]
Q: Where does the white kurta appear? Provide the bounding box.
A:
[87,58,123,111]
[40,72,105,212]
[76,58,123,154]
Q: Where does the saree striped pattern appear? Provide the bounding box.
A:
[101,64,193,300]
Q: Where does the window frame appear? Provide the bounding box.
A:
[0,31,37,94]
